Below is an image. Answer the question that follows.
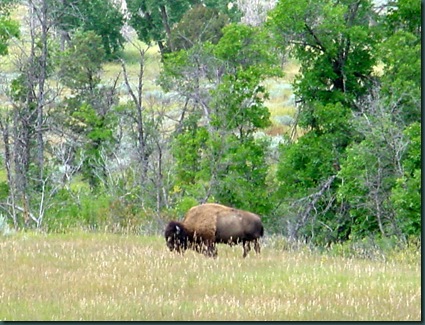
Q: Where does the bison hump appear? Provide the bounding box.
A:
[183,204,219,241]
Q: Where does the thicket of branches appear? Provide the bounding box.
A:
[0,0,420,246]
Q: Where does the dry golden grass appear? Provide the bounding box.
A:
[0,232,420,321]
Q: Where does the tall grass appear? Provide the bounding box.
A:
[0,232,420,321]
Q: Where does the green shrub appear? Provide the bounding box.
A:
[327,235,420,264]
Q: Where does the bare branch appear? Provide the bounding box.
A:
[291,174,337,239]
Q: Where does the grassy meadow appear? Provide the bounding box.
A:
[0,232,420,321]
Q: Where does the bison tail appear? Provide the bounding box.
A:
[260,224,264,237]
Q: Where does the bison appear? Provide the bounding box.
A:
[164,203,264,258]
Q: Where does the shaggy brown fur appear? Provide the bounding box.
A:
[164,221,188,253]
[164,203,264,258]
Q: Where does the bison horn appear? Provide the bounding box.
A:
[176,225,181,234]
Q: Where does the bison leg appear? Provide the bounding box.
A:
[208,243,218,258]
[194,243,203,253]
[209,244,218,258]
[201,241,217,258]
[254,239,261,254]
[242,240,251,258]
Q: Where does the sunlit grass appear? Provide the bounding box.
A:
[0,232,420,321]
[102,41,162,93]
[262,59,301,138]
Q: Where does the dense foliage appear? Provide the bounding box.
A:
[0,0,420,247]
[52,0,125,58]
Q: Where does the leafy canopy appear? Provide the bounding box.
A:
[0,0,19,56]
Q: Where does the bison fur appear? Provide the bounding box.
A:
[164,203,264,258]
[164,221,188,253]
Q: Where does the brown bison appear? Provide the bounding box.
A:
[164,203,264,258]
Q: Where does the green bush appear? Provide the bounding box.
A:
[326,235,420,264]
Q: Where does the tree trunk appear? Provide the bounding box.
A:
[35,0,49,182]
[120,48,149,186]
[160,5,173,52]
[0,118,18,228]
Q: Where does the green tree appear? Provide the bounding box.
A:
[269,0,380,119]
[336,109,406,239]
[380,0,420,238]
[379,0,421,125]
[126,0,196,55]
[202,0,242,22]
[53,0,125,58]
[127,0,242,55]
[0,0,19,224]
[0,0,19,55]
[172,112,209,187]
[333,0,421,242]
[165,24,280,215]
[59,31,118,189]
[275,103,352,243]
[270,0,420,244]
[1,0,61,229]
[59,30,105,91]
[169,4,230,51]
[268,0,384,243]
[390,122,421,237]
[214,23,279,74]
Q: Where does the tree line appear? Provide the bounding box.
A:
[0,0,420,246]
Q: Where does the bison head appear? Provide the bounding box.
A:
[164,221,188,253]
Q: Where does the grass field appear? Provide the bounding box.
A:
[0,232,420,321]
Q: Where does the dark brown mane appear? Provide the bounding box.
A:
[164,221,188,253]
